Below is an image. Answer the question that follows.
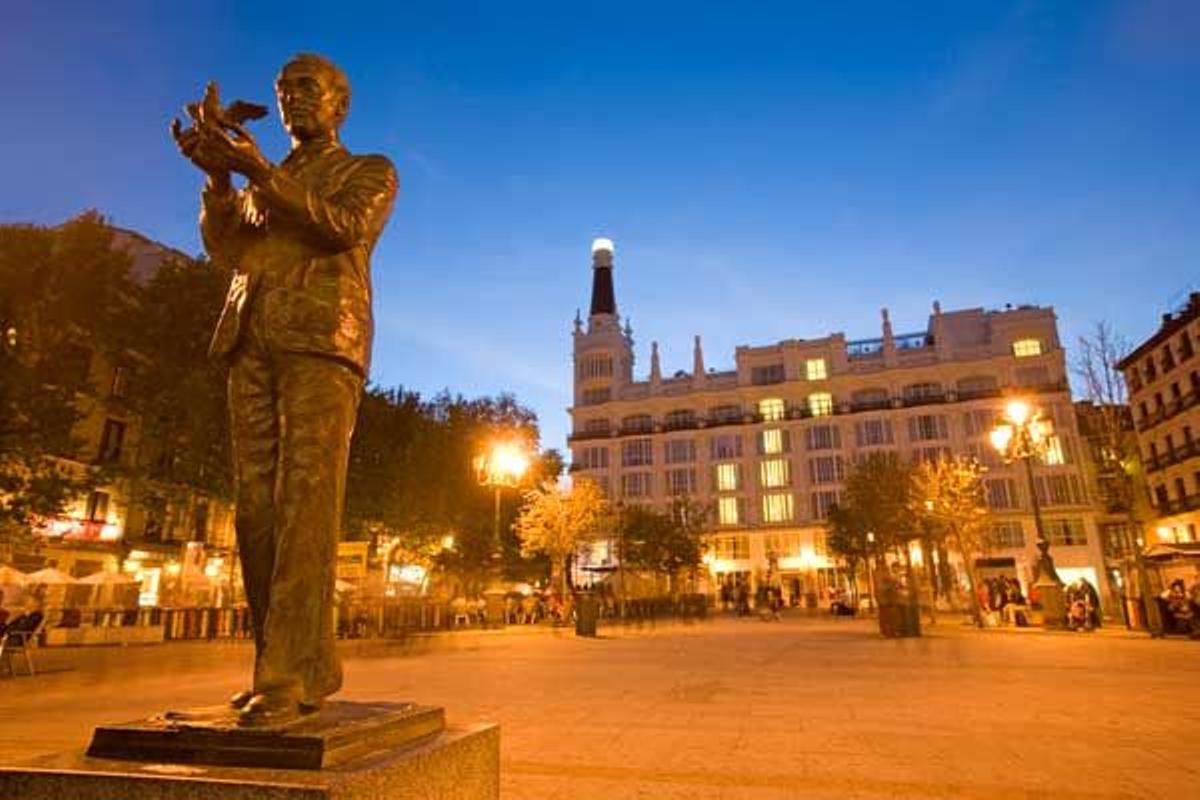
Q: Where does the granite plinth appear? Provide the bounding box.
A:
[87,701,445,770]
[1,723,499,800]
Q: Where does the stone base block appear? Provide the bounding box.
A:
[0,723,499,800]
[87,701,445,770]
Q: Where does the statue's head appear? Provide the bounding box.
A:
[276,53,351,141]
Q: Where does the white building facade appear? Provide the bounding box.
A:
[568,239,1113,608]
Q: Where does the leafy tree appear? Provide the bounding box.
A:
[514,478,608,596]
[123,253,232,506]
[911,457,990,626]
[825,505,869,604]
[0,215,135,553]
[618,497,709,593]
[343,388,557,592]
[835,452,918,556]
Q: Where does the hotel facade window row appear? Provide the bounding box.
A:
[1119,293,1200,546]
[570,239,1113,605]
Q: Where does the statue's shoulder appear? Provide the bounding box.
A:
[344,152,398,189]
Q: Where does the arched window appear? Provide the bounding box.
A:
[903,382,944,404]
[664,409,697,431]
[850,387,890,411]
[956,375,998,399]
[621,414,653,434]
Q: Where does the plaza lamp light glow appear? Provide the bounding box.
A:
[475,441,530,488]
[474,439,533,624]
[990,396,1066,627]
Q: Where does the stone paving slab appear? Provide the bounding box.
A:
[1,615,1197,798]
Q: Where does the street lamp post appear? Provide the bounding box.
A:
[473,441,530,629]
[990,399,1066,629]
[864,531,876,613]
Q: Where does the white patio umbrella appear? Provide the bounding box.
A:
[0,565,28,608]
[79,570,140,609]
[0,565,28,585]
[26,567,76,584]
[26,566,80,609]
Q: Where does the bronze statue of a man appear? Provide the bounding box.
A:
[172,54,397,725]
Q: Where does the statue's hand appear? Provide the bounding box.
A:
[200,125,272,184]
[171,117,232,177]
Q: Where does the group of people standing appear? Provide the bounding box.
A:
[1158,577,1200,637]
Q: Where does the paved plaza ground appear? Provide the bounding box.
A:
[1,614,1197,798]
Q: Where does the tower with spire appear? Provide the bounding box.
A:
[573,238,634,409]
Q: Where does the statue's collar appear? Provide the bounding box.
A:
[283,138,343,172]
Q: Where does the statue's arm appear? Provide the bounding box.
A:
[252,156,398,250]
[199,174,248,263]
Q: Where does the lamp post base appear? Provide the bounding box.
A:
[482,587,507,629]
[1036,580,1066,630]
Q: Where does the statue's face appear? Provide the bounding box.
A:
[276,62,346,141]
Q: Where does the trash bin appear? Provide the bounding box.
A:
[575,590,598,637]
[903,600,922,638]
[877,603,899,637]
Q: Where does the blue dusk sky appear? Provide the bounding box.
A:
[3,1,1200,455]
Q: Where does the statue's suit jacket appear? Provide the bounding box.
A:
[200,141,398,376]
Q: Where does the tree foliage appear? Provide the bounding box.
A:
[514,478,608,594]
[618,497,709,590]
[910,457,990,555]
[1,215,558,575]
[0,214,136,548]
[910,456,990,624]
[826,452,918,560]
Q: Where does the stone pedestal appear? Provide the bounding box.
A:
[86,702,444,770]
[0,703,499,799]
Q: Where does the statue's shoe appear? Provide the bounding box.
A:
[236,693,301,727]
[229,689,254,710]
[298,697,324,715]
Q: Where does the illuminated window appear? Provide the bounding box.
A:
[715,463,741,492]
[761,493,794,523]
[808,392,833,417]
[759,398,785,422]
[805,358,827,381]
[759,458,791,488]
[1043,435,1066,465]
[760,429,787,454]
[718,497,741,526]
[765,533,803,557]
[715,534,750,558]
[1013,339,1042,358]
